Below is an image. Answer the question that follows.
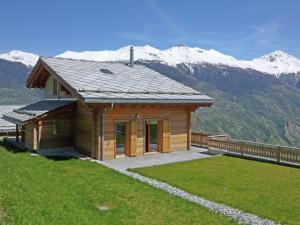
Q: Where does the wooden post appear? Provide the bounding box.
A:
[91,109,99,159]
[100,112,104,161]
[276,146,281,163]
[241,142,244,156]
[187,111,191,150]
[21,126,25,143]
[16,125,19,143]
[207,137,211,152]
[95,111,101,160]
[36,120,42,150]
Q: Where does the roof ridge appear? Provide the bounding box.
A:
[78,89,202,95]
[41,56,140,66]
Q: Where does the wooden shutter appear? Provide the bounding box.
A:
[157,121,163,152]
[129,120,137,157]
[162,120,170,153]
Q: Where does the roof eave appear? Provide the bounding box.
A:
[2,115,24,126]
[84,98,214,105]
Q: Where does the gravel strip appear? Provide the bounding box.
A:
[94,160,278,225]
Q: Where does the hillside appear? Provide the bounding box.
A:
[1,46,300,146]
[0,59,39,104]
[146,62,300,146]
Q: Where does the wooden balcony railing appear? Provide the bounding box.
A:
[191,131,300,165]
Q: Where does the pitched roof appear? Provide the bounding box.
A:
[29,57,213,104]
[3,100,74,125]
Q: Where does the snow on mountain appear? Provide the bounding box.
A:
[57,46,300,76]
[57,45,250,69]
[58,45,163,63]
[1,46,300,76]
[243,51,300,76]
[0,50,39,67]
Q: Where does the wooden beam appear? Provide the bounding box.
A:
[16,125,19,143]
[21,126,25,143]
[26,59,42,87]
[100,112,104,161]
[187,111,191,150]
[36,120,42,150]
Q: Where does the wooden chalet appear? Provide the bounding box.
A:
[3,51,213,160]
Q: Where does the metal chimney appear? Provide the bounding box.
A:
[130,46,134,68]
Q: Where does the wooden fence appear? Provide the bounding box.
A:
[191,131,229,148]
[191,131,300,164]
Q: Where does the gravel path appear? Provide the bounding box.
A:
[94,160,278,225]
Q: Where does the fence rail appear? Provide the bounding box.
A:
[191,131,300,164]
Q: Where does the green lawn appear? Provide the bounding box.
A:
[0,144,236,225]
[133,156,300,225]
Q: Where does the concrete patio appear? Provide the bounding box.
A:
[103,146,212,170]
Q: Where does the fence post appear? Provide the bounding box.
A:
[276,146,281,163]
[241,142,244,156]
[207,137,211,153]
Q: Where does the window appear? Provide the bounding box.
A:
[53,120,69,136]
[116,122,126,155]
[53,79,58,96]
[100,68,113,74]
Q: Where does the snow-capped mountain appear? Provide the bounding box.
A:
[1,46,300,76]
[57,45,249,69]
[244,51,300,75]
[57,46,300,77]
[0,50,39,67]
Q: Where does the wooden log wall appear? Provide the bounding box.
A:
[74,103,95,156]
[101,105,190,160]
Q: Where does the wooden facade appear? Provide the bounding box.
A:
[20,101,195,160]
[23,105,75,151]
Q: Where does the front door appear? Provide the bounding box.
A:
[145,120,158,152]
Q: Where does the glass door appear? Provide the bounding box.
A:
[145,120,158,152]
[116,122,126,155]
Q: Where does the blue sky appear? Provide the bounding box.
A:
[0,0,299,59]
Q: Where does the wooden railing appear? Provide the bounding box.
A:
[191,131,229,148]
[191,131,300,165]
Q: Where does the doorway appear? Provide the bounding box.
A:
[116,122,127,156]
[145,120,158,152]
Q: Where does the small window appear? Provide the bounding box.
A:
[53,120,69,135]
[53,79,58,96]
[100,69,113,74]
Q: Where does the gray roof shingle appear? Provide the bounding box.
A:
[41,57,213,104]
[3,100,74,125]
[0,105,23,132]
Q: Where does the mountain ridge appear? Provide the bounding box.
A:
[1,46,300,76]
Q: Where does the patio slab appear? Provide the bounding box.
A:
[104,146,213,170]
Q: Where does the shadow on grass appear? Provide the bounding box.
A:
[44,155,76,161]
[0,138,77,161]
[0,138,27,153]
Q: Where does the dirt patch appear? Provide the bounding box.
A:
[96,203,115,211]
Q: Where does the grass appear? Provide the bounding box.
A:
[133,156,300,225]
[0,143,236,225]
